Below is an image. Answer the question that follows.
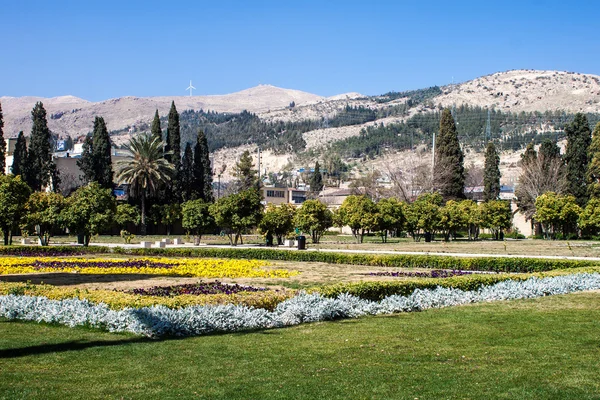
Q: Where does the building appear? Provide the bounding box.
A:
[261,186,308,206]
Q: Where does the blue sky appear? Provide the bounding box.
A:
[1,0,599,101]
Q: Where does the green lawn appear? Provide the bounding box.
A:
[1,292,599,399]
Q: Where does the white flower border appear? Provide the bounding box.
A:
[1,273,600,337]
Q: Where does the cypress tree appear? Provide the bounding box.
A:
[539,139,562,170]
[587,122,600,198]
[167,101,181,201]
[27,102,56,191]
[483,142,500,201]
[181,142,194,202]
[232,150,257,191]
[192,130,214,202]
[0,102,6,174]
[11,131,28,178]
[564,113,591,205]
[78,135,94,183]
[151,109,162,143]
[310,161,324,193]
[92,116,114,189]
[434,109,465,199]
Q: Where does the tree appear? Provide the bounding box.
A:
[335,195,378,243]
[479,200,513,240]
[152,203,181,236]
[374,197,405,243]
[294,199,333,244]
[115,134,175,235]
[232,150,258,191]
[181,143,194,202]
[115,203,141,230]
[309,161,324,194]
[0,102,6,175]
[77,116,114,189]
[61,182,116,246]
[151,109,162,143]
[22,192,65,246]
[534,193,581,240]
[579,197,600,236]
[434,108,465,199]
[167,101,181,199]
[193,130,213,201]
[209,189,263,245]
[459,199,481,240]
[0,175,31,245]
[483,142,501,201]
[564,113,591,206]
[258,203,296,245]
[439,200,469,241]
[407,192,443,242]
[586,122,600,198]
[27,102,57,191]
[11,132,27,178]
[182,199,214,245]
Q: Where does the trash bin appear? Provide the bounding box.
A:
[265,232,274,246]
[296,235,306,250]
[77,233,85,245]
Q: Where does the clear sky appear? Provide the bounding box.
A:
[1,0,599,101]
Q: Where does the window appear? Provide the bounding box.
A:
[266,190,285,198]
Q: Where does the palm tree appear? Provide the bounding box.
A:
[115,134,175,235]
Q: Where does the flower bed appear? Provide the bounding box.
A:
[126,281,269,297]
[0,257,296,279]
[368,270,475,278]
[2,273,600,338]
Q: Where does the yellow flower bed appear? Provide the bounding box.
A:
[0,281,296,311]
[0,257,298,279]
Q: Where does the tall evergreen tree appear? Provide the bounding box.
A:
[232,150,258,191]
[151,109,162,143]
[483,142,500,201]
[310,161,324,193]
[181,142,194,202]
[433,108,465,199]
[564,113,591,205]
[27,102,56,191]
[11,131,28,177]
[587,122,600,198]
[0,102,6,175]
[167,101,181,200]
[192,130,214,202]
[77,117,114,189]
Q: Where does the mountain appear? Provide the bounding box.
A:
[0,84,324,138]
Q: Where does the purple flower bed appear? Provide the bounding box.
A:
[368,270,475,278]
[31,260,174,270]
[126,281,269,297]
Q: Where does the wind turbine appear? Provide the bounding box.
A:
[186,80,196,96]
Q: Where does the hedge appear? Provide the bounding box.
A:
[1,245,599,274]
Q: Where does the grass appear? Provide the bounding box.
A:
[1,291,600,399]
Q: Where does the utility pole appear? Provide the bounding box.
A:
[257,147,261,190]
[485,109,492,144]
[431,131,436,192]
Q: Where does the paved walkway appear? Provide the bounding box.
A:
[81,241,600,262]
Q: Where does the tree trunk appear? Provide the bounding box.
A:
[3,229,8,246]
[140,195,147,236]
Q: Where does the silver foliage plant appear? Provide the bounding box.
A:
[2,273,600,337]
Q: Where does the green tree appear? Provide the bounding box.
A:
[439,200,469,241]
[22,191,65,246]
[309,161,324,194]
[579,197,600,236]
[61,182,116,246]
[258,203,296,245]
[0,102,6,175]
[193,130,213,201]
[335,195,378,243]
[374,197,405,243]
[434,108,465,199]
[151,109,162,143]
[115,134,175,235]
[534,193,581,240]
[114,203,141,230]
[167,101,181,199]
[586,122,600,198]
[564,113,591,206]
[77,116,114,189]
[182,199,214,245]
[480,200,513,240]
[483,142,501,201]
[459,199,481,240]
[232,150,258,191]
[152,203,181,236]
[0,175,31,245]
[27,102,57,191]
[181,143,194,202]
[11,131,28,178]
[209,189,263,245]
[294,199,333,244]
[407,192,442,242]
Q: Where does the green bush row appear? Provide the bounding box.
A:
[2,245,599,273]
